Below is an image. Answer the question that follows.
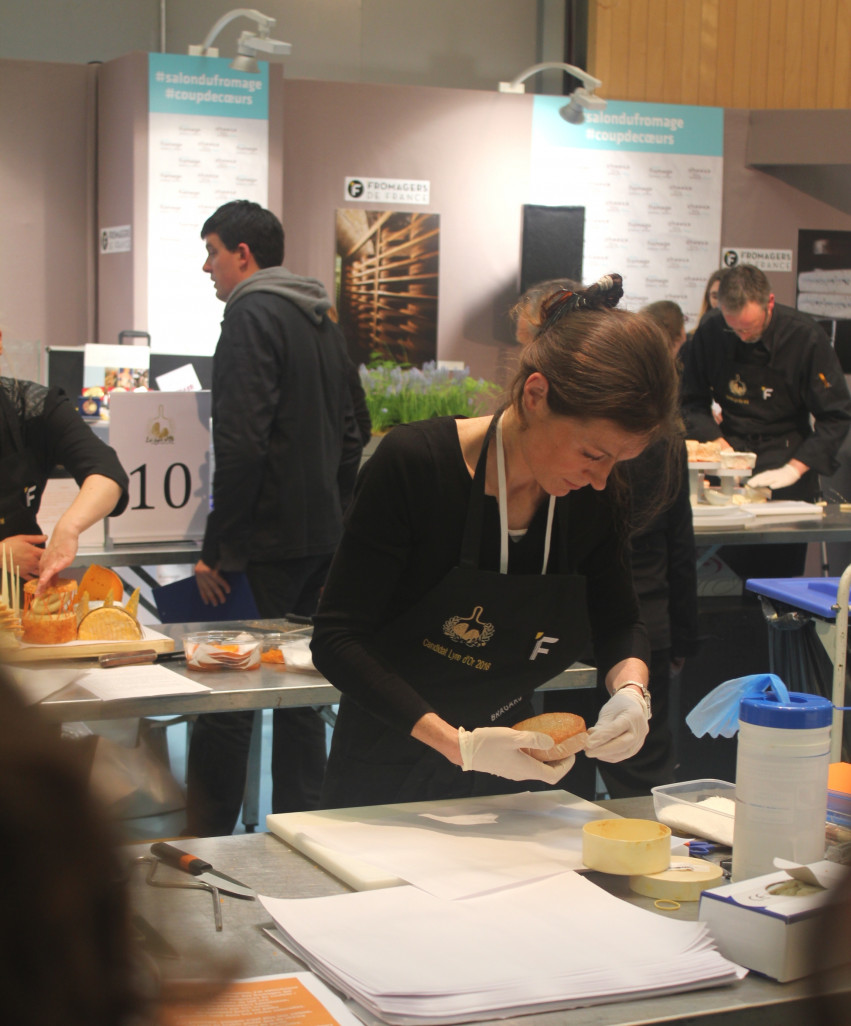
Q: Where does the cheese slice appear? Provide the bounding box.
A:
[77,606,143,641]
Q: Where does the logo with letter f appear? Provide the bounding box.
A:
[529,632,559,661]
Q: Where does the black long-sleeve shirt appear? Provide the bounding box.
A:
[311,417,649,734]
[626,443,698,658]
[0,378,128,538]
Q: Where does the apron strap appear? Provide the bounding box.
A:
[495,413,555,574]
[459,413,498,569]
[460,410,562,575]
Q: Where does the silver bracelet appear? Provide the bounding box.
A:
[614,680,651,716]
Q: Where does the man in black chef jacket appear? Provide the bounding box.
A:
[681,263,851,578]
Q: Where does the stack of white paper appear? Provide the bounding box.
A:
[260,872,744,1024]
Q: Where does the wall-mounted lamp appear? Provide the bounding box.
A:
[498,62,606,124]
[188,7,291,73]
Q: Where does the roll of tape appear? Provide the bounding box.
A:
[629,857,724,902]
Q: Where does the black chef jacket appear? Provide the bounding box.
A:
[680,304,851,478]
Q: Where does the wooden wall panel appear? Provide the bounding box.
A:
[587,0,851,108]
[680,0,703,104]
[836,1,851,108]
[714,0,738,108]
[799,3,821,109]
[660,0,685,102]
[626,0,648,98]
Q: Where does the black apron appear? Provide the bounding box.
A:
[321,414,593,808]
[721,358,818,501]
[0,385,44,541]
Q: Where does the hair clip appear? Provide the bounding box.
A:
[539,272,623,328]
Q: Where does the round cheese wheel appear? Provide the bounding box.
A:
[22,578,78,644]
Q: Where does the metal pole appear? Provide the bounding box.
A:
[830,562,851,761]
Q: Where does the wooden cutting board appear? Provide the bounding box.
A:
[4,625,175,663]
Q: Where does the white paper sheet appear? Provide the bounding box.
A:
[260,873,745,1024]
[72,663,211,700]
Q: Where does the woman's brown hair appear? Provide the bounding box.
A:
[508,274,684,528]
[509,276,681,444]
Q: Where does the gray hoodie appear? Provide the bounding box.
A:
[225,266,332,325]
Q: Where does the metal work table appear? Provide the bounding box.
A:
[35,618,597,724]
[125,796,850,1025]
[73,540,202,569]
[694,503,851,559]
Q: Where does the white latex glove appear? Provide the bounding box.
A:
[458,726,575,784]
[748,463,802,491]
[537,732,588,762]
[584,688,650,763]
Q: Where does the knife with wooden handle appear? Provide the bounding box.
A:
[98,650,185,668]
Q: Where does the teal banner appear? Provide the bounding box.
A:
[149,53,269,119]
[533,98,723,156]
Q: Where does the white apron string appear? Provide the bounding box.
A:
[495,412,555,575]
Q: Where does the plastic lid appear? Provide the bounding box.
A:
[739,688,833,729]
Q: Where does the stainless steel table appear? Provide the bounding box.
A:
[694,504,851,571]
[693,504,851,547]
[124,796,850,1025]
[35,618,597,724]
[73,540,202,569]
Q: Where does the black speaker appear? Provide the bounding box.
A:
[46,347,84,397]
[149,354,214,390]
[520,204,585,295]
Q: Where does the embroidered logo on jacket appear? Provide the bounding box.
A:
[728,374,748,398]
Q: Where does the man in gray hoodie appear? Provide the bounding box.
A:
[187,200,362,835]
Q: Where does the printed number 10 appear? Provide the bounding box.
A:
[130,463,191,510]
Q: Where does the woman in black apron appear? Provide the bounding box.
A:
[312,275,682,809]
[0,329,128,590]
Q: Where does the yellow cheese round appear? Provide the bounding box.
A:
[77,606,142,641]
[582,818,671,876]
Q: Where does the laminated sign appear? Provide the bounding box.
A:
[108,391,211,543]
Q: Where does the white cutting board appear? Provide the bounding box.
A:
[268,810,405,890]
[266,790,614,892]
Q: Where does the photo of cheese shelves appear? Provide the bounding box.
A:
[336,209,440,366]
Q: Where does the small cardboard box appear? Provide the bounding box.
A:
[699,860,848,982]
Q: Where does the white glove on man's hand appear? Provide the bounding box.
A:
[748,463,802,491]
[584,688,650,763]
[458,726,575,784]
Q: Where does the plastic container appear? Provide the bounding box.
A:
[652,779,736,846]
[719,450,757,470]
[827,762,851,826]
[732,680,832,882]
[182,630,261,671]
[258,632,290,666]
